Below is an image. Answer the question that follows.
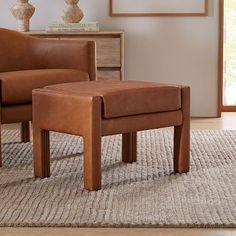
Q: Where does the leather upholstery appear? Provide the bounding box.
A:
[1,104,32,123]
[0,27,97,165]
[32,81,190,191]
[0,69,89,105]
[0,28,97,81]
[0,28,96,124]
[45,80,181,118]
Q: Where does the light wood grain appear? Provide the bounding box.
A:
[0,228,236,236]
[61,37,121,67]
[97,70,121,80]
[27,30,124,36]
[191,112,236,130]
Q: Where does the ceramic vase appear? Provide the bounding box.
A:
[62,0,84,23]
[11,0,35,32]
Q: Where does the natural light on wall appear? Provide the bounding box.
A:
[223,0,236,106]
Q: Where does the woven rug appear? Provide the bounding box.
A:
[0,129,235,227]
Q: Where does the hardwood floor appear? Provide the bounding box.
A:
[0,228,236,236]
[1,113,236,236]
[191,112,236,130]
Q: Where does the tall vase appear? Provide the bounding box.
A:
[62,0,84,23]
[11,0,35,32]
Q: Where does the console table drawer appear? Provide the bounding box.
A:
[97,70,121,80]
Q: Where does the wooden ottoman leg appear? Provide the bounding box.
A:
[21,121,30,143]
[33,127,50,178]
[84,134,101,191]
[122,132,137,163]
[83,97,102,191]
[174,87,190,173]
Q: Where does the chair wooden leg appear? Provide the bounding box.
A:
[0,123,2,167]
[122,132,137,163]
[33,127,50,178]
[174,87,190,173]
[21,121,30,143]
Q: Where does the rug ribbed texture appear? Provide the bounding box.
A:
[0,129,235,227]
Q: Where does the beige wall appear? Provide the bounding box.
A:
[0,0,219,117]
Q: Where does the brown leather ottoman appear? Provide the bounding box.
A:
[32,80,190,191]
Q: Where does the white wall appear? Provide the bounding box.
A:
[0,0,219,117]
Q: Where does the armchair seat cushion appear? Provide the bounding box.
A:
[0,69,89,105]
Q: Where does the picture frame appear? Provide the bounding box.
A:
[110,0,208,17]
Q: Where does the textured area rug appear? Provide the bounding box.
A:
[0,129,235,227]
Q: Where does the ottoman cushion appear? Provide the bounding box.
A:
[45,80,181,119]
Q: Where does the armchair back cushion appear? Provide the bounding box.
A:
[0,28,97,80]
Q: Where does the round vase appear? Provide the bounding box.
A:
[11,0,35,32]
[62,0,84,23]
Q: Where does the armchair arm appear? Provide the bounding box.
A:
[30,37,97,81]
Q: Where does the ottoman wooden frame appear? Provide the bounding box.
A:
[32,81,190,191]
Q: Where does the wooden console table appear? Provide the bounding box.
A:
[27,30,124,80]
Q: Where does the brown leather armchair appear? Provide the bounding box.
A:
[0,28,97,166]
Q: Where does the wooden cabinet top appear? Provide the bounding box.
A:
[26,30,124,37]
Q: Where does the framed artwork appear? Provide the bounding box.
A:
[110,0,208,17]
